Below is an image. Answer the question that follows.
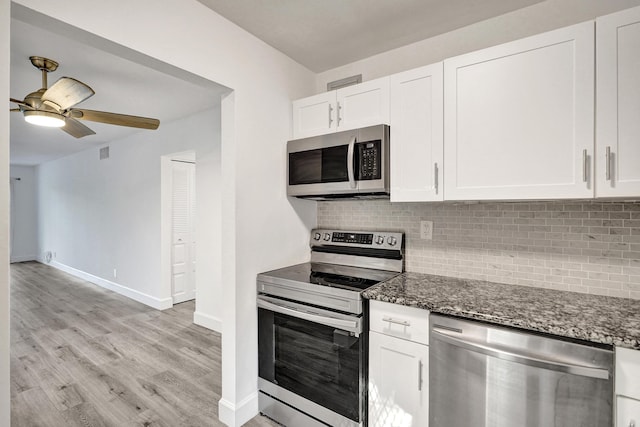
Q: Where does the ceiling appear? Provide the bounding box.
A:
[196,0,545,72]
[10,18,227,166]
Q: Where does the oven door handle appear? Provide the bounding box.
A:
[258,298,361,334]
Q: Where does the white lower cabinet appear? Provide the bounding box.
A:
[616,347,640,426]
[369,301,429,427]
[617,396,640,427]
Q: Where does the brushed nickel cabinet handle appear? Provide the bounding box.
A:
[434,162,439,194]
[605,146,611,181]
[382,316,410,327]
[582,149,588,183]
[418,360,423,391]
[328,104,334,127]
[337,102,342,126]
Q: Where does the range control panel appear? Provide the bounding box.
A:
[310,229,403,249]
[332,232,373,245]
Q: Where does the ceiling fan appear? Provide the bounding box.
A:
[9,56,160,138]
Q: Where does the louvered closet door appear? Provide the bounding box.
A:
[171,161,196,304]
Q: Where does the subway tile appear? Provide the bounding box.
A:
[317,200,640,300]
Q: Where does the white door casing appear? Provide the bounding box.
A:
[171,160,196,304]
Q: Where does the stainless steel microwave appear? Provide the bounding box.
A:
[287,124,390,200]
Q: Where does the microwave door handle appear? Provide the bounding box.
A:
[347,136,357,189]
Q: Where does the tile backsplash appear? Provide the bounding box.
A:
[318,200,640,300]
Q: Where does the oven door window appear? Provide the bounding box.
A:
[289,144,349,185]
[258,308,361,422]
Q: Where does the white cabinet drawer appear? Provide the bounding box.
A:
[617,347,640,399]
[369,300,429,345]
[617,396,640,427]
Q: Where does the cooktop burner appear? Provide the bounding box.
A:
[309,271,381,291]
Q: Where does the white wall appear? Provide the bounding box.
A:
[0,1,10,425]
[9,165,37,262]
[37,108,220,309]
[316,0,640,91]
[193,117,223,331]
[9,1,318,425]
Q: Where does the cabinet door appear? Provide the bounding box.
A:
[616,347,640,399]
[390,64,444,202]
[336,77,390,132]
[292,91,336,139]
[596,6,640,198]
[444,22,595,200]
[369,331,428,427]
[617,396,640,427]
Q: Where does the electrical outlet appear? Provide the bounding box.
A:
[420,221,433,240]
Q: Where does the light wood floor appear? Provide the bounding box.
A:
[10,261,277,427]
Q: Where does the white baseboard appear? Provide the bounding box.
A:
[218,393,259,427]
[48,261,173,310]
[10,254,37,263]
[193,311,222,333]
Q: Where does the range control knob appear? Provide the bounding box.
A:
[323,233,331,241]
[375,235,385,245]
[387,236,397,246]
[314,232,321,241]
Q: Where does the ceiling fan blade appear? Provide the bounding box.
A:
[70,108,160,130]
[10,108,21,112]
[42,77,95,111]
[10,97,29,107]
[61,117,96,139]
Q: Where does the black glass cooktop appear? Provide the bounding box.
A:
[309,271,380,291]
[259,262,398,293]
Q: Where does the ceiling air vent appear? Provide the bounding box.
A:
[327,74,362,91]
[99,146,110,160]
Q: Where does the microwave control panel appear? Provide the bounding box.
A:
[357,140,381,180]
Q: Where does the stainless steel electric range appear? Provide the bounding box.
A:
[257,229,404,427]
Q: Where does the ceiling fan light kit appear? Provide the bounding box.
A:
[23,110,65,127]
[9,56,160,138]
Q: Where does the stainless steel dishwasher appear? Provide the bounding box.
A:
[429,314,614,427]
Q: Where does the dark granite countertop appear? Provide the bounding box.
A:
[362,272,640,350]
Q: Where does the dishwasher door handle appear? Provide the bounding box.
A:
[431,327,610,380]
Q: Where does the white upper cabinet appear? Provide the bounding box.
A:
[444,22,595,200]
[596,6,640,198]
[292,77,389,139]
[336,78,390,133]
[390,63,444,202]
[292,91,337,138]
